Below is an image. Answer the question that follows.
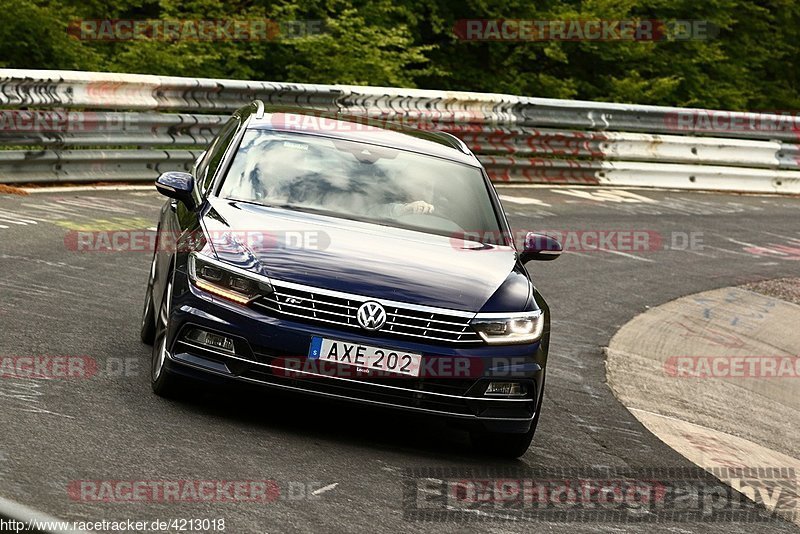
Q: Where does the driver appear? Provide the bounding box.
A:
[376,174,436,218]
[386,200,435,216]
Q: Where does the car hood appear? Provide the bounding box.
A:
[201,198,518,312]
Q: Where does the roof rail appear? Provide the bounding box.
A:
[434,131,473,155]
[254,100,265,119]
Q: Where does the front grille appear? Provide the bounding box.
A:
[252,280,483,344]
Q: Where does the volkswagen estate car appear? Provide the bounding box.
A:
[140,102,561,457]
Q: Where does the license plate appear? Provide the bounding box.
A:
[308,337,422,377]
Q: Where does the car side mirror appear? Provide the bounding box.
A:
[155,171,196,211]
[519,232,562,263]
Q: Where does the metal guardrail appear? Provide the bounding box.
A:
[1,69,799,193]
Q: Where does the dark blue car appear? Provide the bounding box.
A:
[140,102,561,457]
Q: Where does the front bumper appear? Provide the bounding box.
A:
[164,271,548,434]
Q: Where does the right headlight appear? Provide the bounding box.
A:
[189,252,272,304]
[470,311,544,345]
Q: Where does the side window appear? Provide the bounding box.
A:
[197,118,239,194]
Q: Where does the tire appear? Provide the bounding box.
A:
[470,424,537,459]
[140,287,156,345]
[151,275,183,398]
[140,249,159,345]
[470,378,545,458]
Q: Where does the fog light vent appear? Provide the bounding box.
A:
[485,382,527,397]
[185,329,235,354]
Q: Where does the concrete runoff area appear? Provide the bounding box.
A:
[607,285,800,525]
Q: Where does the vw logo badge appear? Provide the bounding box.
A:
[357,301,387,331]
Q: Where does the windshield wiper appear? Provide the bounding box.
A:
[231,199,341,218]
[228,198,429,230]
[228,199,300,211]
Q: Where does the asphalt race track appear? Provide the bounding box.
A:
[0,186,799,533]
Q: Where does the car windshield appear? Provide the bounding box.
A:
[218,129,503,240]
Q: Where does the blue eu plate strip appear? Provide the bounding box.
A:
[308,336,323,360]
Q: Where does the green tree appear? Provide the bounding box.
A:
[0,0,797,111]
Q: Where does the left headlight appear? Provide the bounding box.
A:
[470,311,544,345]
[189,253,271,304]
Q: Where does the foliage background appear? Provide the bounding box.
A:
[0,0,796,110]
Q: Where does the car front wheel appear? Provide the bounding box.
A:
[140,249,159,345]
[470,378,545,458]
[151,276,183,397]
[470,424,537,459]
